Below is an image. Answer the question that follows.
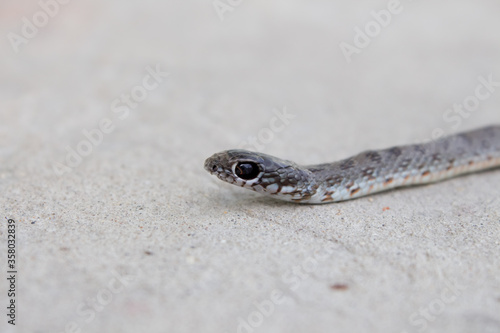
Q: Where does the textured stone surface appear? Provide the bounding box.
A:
[1,1,499,332]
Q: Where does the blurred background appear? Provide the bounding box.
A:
[1,1,499,332]
[2,0,499,171]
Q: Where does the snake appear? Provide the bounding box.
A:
[204,126,500,204]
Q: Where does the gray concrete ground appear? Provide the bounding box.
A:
[1,1,499,332]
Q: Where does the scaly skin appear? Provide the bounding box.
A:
[204,126,500,203]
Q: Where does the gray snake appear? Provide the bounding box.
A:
[204,126,500,203]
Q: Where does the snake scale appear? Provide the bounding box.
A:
[204,126,500,204]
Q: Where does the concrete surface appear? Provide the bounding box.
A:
[1,1,499,332]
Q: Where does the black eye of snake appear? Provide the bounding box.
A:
[235,162,260,180]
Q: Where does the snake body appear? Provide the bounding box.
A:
[204,126,500,203]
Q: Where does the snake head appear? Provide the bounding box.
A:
[204,149,316,201]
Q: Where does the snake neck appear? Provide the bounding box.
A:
[253,165,317,203]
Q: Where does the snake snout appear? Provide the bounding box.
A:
[204,158,217,174]
[204,153,229,176]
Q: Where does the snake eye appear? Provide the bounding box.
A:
[235,162,260,180]
[212,164,218,172]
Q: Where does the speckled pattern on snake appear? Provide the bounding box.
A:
[204,126,500,204]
